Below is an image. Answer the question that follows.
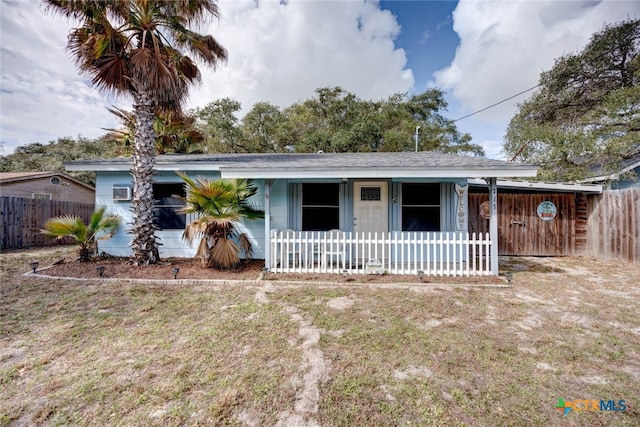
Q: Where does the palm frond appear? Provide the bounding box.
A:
[195,236,210,268]
[182,220,207,246]
[238,233,253,260]
[208,237,240,269]
[42,215,85,243]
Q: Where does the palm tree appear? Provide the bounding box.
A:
[45,0,227,265]
[42,207,120,261]
[105,107,206,155]
[178,172,264,269]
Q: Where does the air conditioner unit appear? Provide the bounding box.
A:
[113,186,132,201]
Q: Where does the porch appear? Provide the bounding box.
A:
[269,230,493,276]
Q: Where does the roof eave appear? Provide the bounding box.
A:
[219,167,539,179]
[468,178,603,194]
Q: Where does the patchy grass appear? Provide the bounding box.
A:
[1,247,639,426]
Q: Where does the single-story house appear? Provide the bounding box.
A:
[66,152,538,276]
[0,171,95,203]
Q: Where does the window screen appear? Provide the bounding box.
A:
[402,183,440,231]
[153,183,186,229]
[302,183,339,231]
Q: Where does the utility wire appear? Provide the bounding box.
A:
[452,83,542,122]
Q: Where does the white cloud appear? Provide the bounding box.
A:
[0,0,123,152]
[1,0,413,153]
[434,0,640,123]
[429,0,640,159]
[189,0,413,112]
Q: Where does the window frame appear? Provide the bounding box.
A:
[300,182,341,231]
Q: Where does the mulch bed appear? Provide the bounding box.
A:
[33,255,506,284]
[37,257,265,281]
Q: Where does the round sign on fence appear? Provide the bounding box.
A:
[537,201,557,221]
[479,201,490,220]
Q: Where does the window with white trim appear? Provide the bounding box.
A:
[302,183,339,231]
[402,183,440,231]
[153,183,186,230]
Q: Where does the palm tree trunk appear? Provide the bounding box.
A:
[130,88,159,265]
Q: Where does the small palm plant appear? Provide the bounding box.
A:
[42,207,120,262]
[178,172,264,269]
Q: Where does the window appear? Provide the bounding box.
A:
[153,183,186,229]
[302,183,339,231]
[402,183,440,231]
[50,176,61,185]
[32,193,52,200]
[360,186,381,201]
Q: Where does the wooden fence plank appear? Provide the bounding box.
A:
[586,188,639,263]
[0,196,95,250]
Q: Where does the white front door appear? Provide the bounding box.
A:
[354,181,388,234]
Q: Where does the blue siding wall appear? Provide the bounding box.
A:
[95,172,468,260]
[270,179,289,230]
[95,171,267,259]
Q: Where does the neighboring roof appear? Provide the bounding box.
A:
[0,171,95,190]
[581,151,640,184]
[468,178,603,194]
[65,152,538,179]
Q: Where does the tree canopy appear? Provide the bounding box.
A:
[504,19,640,181]
[194,87,484,156]
[1,86,482,182]
[0,136,119,185]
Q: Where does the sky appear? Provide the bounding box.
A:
[1,0,639,159]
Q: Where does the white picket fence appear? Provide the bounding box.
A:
[269,230,493,276]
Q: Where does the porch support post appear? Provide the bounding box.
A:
[489,177,499,275]
[264,179,271,270]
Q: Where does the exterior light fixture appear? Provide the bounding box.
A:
[505,272,513,284]
[29,261,39,273]
[172,267,180,279]
[417,270,424,283]
[96,266,105,277]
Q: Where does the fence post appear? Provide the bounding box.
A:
[489,178,499,275]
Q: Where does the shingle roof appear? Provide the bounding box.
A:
[0,171,53,181]
[0,171,94,190]
[66,151,538,179]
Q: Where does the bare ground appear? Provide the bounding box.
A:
[1,246,639,426]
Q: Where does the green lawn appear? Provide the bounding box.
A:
[1,247,639,426]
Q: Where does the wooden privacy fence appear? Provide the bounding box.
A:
[587,188,639,263]
[469,193,576,256]
[270,230,494,276]
[0,197,95,250]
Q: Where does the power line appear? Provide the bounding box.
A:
[452,83,542,122]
